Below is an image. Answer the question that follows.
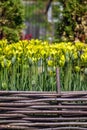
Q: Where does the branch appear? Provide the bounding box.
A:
[44,0,53,14]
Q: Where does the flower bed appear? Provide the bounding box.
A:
[0,39,87,91]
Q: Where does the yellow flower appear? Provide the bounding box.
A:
[81,53,87,63]
[0,39,87,69]
[75,42,85,51]
[1,58,11,68]
[74,66,80,72]
[48,60,53,66]
[73,52,78,59]
[59,55,65,66]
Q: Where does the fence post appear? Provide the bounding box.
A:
[56,67,61,117]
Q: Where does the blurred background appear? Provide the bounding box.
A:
[22,0,87,43]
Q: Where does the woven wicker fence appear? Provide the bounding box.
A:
[0,69,87,129]
[0,91,87,130]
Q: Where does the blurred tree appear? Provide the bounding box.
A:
[0,0,25,43]
[54,0,87,42]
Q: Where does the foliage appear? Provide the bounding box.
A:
[0,0,25,43]
[54,0,87,42]
[0,39,87,91]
